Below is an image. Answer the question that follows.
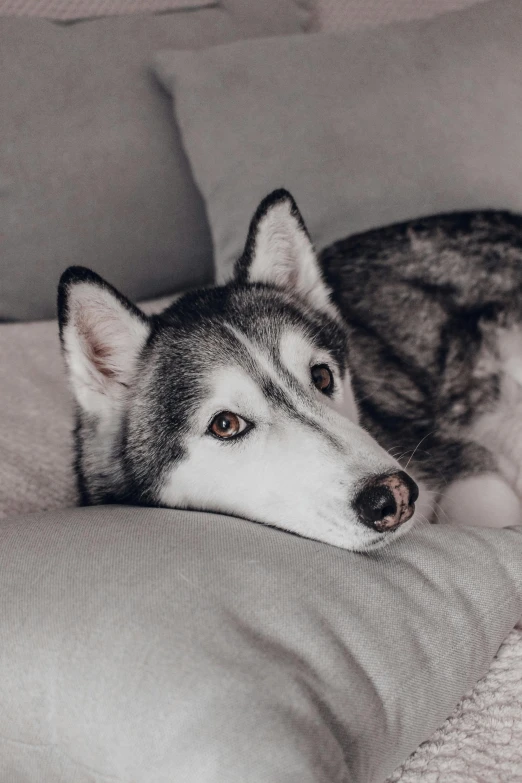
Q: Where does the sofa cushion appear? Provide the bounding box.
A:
[311,0,486,31]
[0,0,311,321]
[0,0,213,20]
[1,506,521,782]
[154,0,522,284]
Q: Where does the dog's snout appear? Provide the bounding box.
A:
[354,470,419,533]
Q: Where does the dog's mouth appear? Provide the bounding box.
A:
[361,497,419,551]
[361,522,411,552]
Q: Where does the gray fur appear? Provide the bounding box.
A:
[321,210,522,490]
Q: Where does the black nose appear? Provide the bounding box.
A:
[353,471,419,532]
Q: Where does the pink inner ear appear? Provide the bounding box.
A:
[89,341,119,380]
[75,309,120,382]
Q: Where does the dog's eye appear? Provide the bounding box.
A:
[209,411,250,440]
[311,364,334,394]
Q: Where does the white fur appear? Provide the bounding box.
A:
[159,341,420,551]
[464,326,522,514]
[438,473,521,529]
[433,325,522,529]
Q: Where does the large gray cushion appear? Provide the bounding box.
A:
[0,0,310,321]
[1,505,521,781]
[154,0,522,284]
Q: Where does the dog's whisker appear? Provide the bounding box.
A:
[404,431,437,470]
[414,512,432,528]
[431,500,452,525]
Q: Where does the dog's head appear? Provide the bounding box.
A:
[58,190,419,550]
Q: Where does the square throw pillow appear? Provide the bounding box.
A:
[1,506,521,782]
[154,0,522,284]
[0,0,311,321]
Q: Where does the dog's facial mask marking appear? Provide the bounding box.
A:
[58,189,419,550]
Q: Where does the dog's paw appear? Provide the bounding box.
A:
[437,472,522,528]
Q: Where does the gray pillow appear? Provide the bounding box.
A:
[0,0,311,321]
[154,0,522,284]
[1,505,521,782]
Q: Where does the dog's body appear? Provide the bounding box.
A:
[58,191,522,550]
[322,209,522,530]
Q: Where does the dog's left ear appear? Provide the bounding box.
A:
[235,189,334,313]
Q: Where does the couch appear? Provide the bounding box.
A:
[1,1,522,780]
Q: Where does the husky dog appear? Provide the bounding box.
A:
[58,190,522,550]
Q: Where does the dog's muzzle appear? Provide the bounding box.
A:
[353,471,419,533]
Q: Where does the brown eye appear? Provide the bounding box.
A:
[209,411,249,439]
[311,364,334,394]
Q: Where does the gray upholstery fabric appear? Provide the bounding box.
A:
[1,505,521,781]
[311,0,487,31]
[0,0,213,20]
[154,0,522,284]
[0,0,311,321]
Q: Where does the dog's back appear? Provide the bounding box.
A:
[322,210,522,515]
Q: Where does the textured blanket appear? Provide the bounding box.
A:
[388,624,522,781]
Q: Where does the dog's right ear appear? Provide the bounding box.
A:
[58,267,151,417]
